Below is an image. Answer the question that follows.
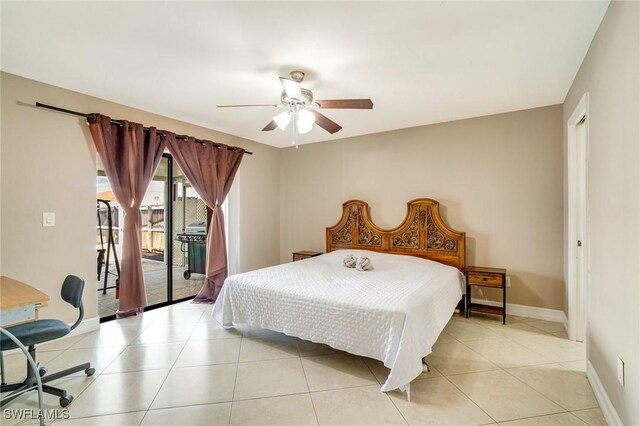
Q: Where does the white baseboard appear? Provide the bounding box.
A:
[562,312,569,334]
[68,316,100,337]
[470,298,565,322]
[587,360,623,426]
[1,317,100,356]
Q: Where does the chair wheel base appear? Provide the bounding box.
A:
[85,368,95,376]
[59,395,73,407]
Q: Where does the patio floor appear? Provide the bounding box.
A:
[97,259,204,318]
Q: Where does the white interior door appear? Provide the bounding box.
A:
[567,93,589,343]
[574,117,587,342]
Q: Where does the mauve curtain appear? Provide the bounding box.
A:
[164,134,244,303]
[88,114,165,317]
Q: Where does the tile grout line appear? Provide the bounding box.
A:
[297,347,320,426]
[441,373,499,424]
[495,411,589,425]
[26,323,144,416]
[228,325,245,425]
[95,327,147,376]
[11,309,599,424]
[368,386,413,426]
[431,336,501,376]
[4,306,193,421]
[446,365,570,422]
[307,382,392,396]
[441,323,588,419]
[55,408,149,422]
[357,356,409,424]
[139,400,232,413]
[467,323,586,364]
[384,392,410,426]
[131,306,211,422]
[139,312,200,421]
[233,353,302,365]
[101,342,188,375]
[500,364,596,413]
[455,335,559,371]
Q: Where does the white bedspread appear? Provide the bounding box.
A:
[212,249,464,392]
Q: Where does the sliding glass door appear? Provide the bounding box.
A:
[171,166,208,301]
[140,156,170,308]
[97,154,205,320]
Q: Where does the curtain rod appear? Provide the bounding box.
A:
[35,102,253,155]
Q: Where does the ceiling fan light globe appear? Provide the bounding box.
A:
[297,121,313,134]
[273,110,291,130]
[297,109,315,126]
[297,109,315,134]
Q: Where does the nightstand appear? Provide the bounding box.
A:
[292,251,322,262]
[465,266,507,324]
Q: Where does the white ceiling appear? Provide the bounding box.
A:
[1,1,608,148]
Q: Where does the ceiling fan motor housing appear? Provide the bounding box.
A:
[289,70,305,82]
[281,88,315,107]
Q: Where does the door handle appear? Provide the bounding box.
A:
[577,240,582,247]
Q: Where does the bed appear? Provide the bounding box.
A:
[212,199,466,394]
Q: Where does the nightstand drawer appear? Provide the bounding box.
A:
[468,273,503,287]
[292,251,322,262]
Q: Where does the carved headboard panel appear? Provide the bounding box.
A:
[326,199,466,272]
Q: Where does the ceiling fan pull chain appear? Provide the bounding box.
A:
[292,112,297,147]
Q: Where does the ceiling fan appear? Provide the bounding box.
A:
[218,71,373,143]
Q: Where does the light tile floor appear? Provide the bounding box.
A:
[2,304,606,426]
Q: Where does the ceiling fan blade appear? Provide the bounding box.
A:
[218,104,279,108]
[313,111,342,134]
[316,99,374,109]
[262,120,278,131]
[280,77,302,100]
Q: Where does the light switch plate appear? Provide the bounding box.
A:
[43,212,55,227]
[506,276,511,287]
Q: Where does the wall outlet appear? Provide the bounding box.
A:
[617,357,625,386]
[506,275,511,287]
[42,212,55,227]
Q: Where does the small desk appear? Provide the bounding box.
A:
[0,276,50,327]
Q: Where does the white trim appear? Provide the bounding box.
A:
[567,92,590,342]
[68,316,100,337]
[470,298,565,322]
[562,312,569,334]
[587,360,623,426]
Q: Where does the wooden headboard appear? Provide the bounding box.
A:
[326,199,466,272]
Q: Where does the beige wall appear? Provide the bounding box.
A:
[0,72,280,324]
[563,1,639,424]
[280,105,564,310]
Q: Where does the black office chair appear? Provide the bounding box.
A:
[0,275,95,407]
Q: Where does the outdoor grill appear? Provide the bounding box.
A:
[176,222,207,279]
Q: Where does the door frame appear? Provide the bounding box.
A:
[567,92,589,342]
[164,153,175,303]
